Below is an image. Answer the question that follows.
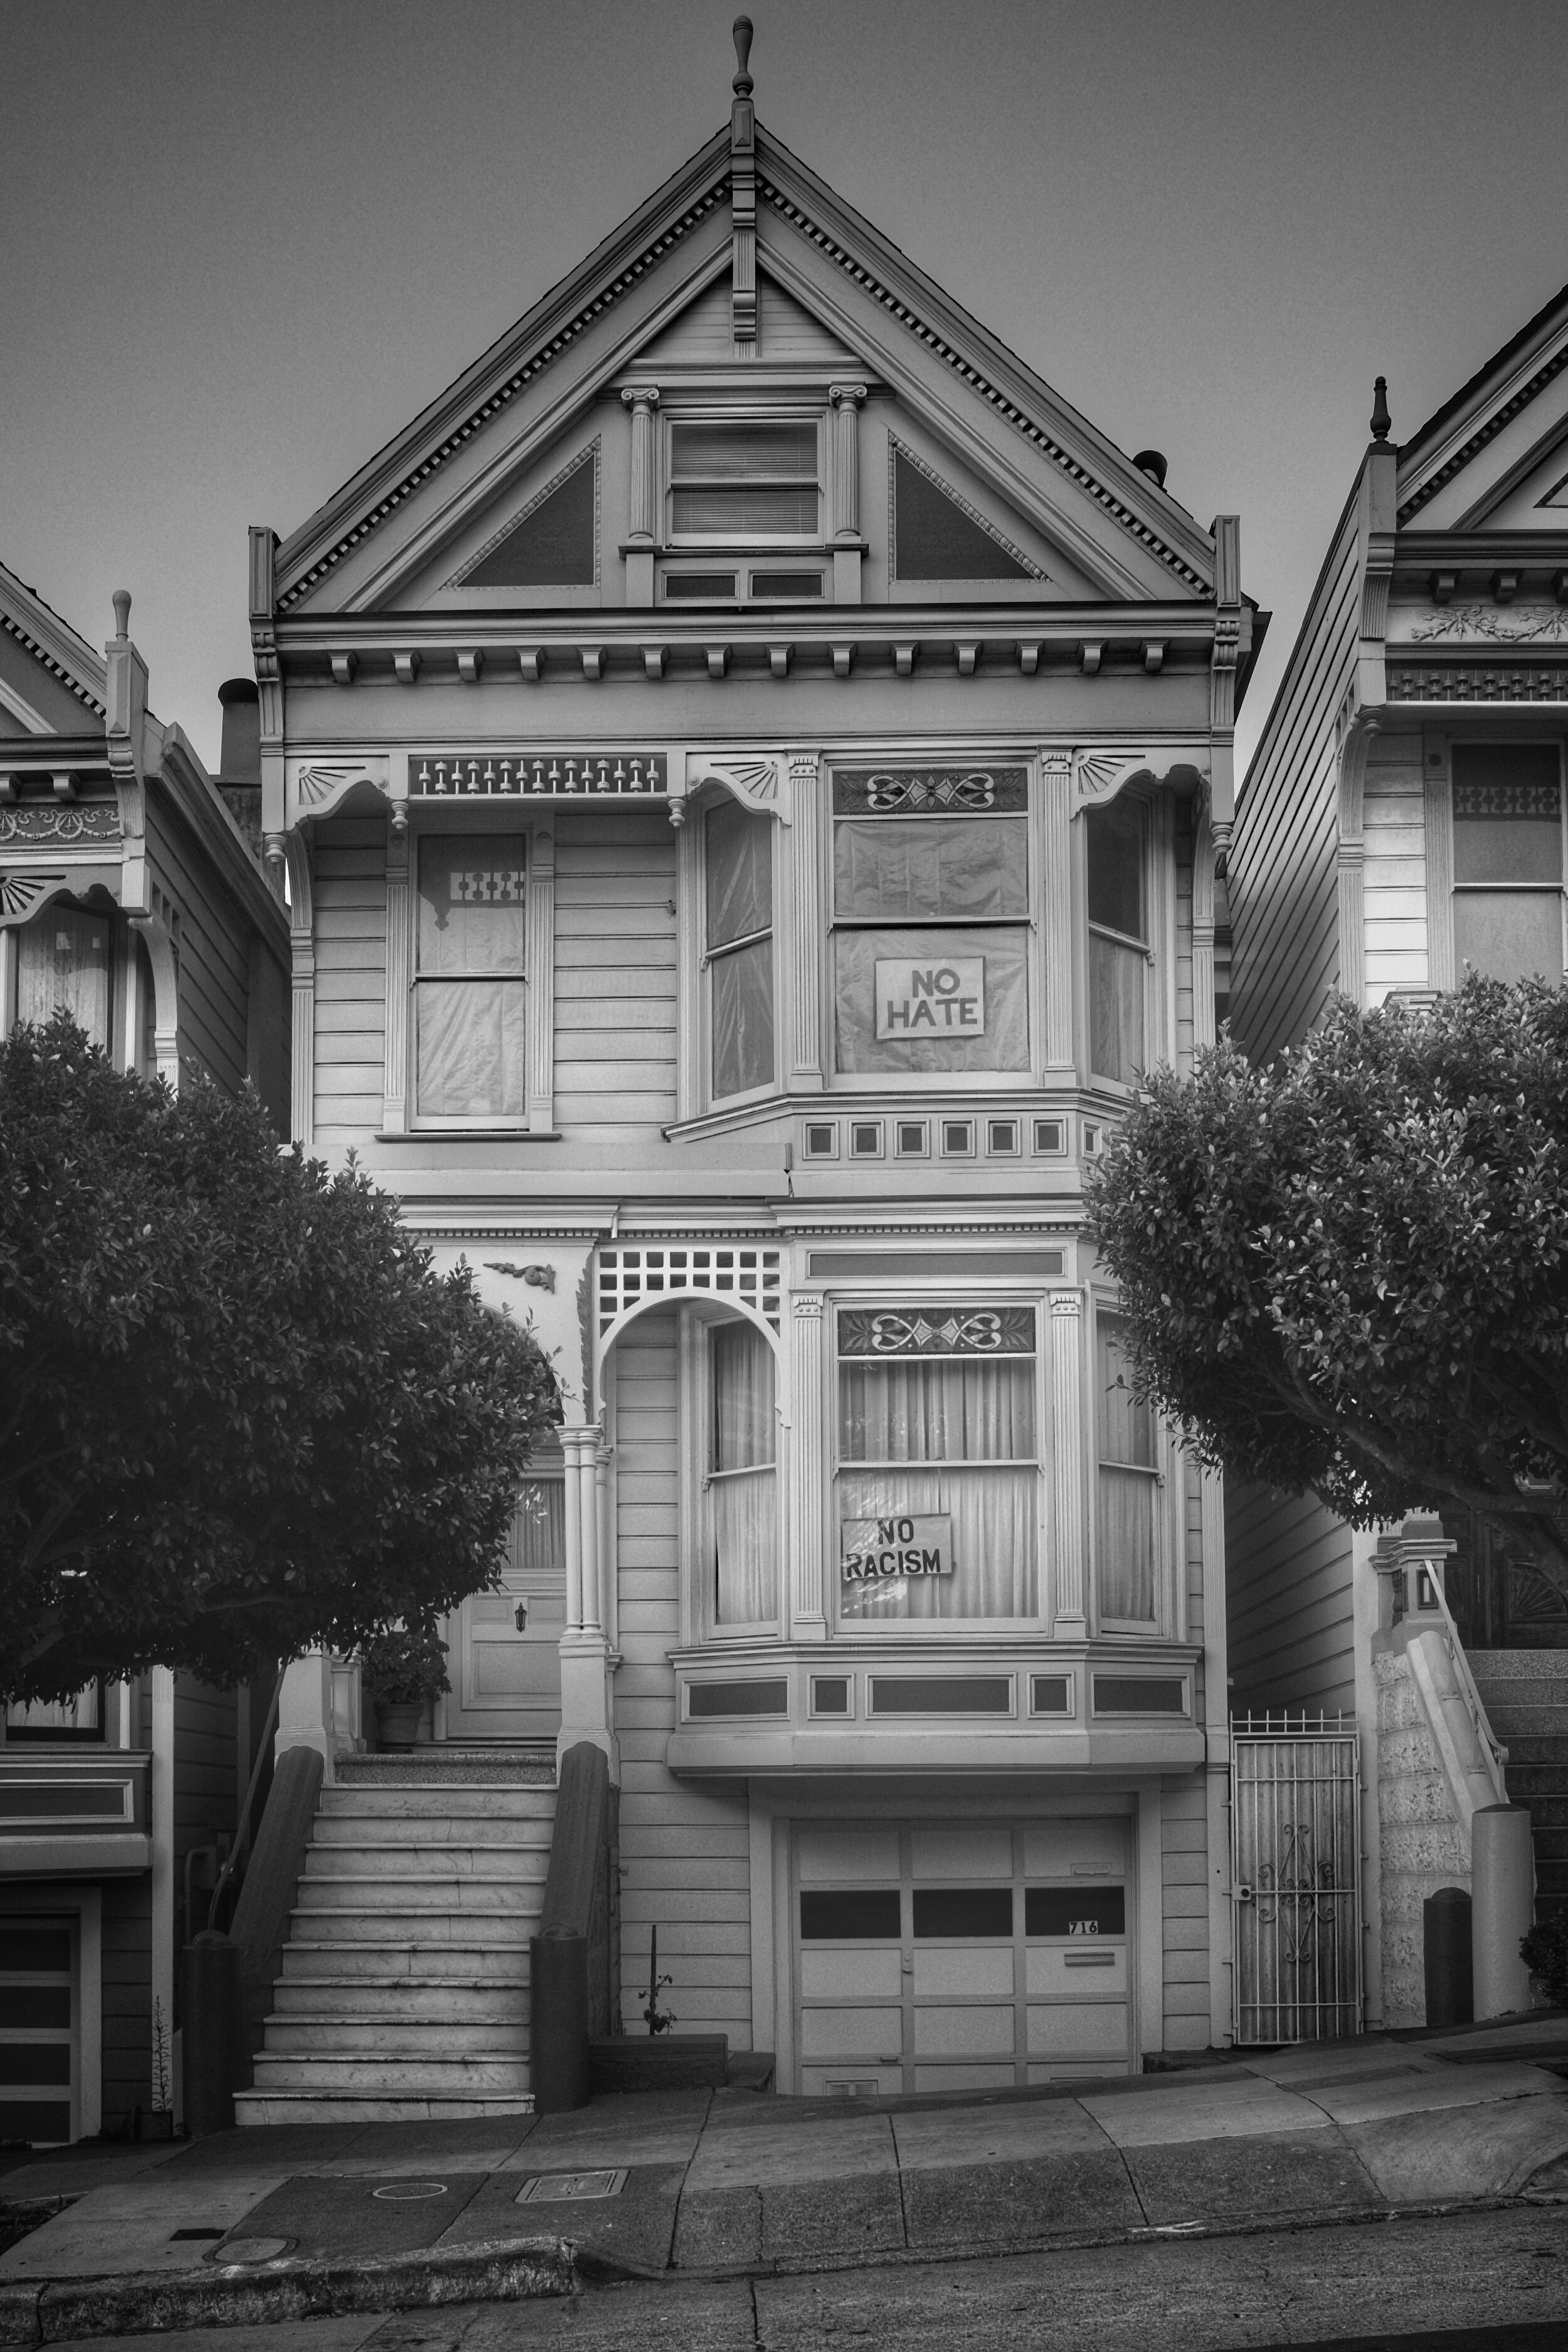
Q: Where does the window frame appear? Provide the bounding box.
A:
[681,1306,783,1643]
[691,790,781,1113]
[1089,1290,1170,1637]
[1083,790,1155,1095]
[824,758,1043,1095]
[1431,733,1568,991]
[405,817,548,1133]
[827,1294,1049,1640]
[662,406,825,549]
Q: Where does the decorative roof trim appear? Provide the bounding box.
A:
[0,610,105,719]
[761,180,1207,594]
[1397,340,1568,524]
[277,190,726,613]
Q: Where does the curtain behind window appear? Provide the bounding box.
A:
[18,908,112,1049]
[1097,1314,1155,1621]
[707,800,774,1099]
[710,1320,778,1624]
[837,1356,1037,1621]
[415,835,526,1120]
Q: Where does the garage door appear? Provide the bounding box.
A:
[794,1819,1130,2095]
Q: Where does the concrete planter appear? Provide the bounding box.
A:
[588,2034,728,2093]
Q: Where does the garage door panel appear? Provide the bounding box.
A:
[1027,1946,1128,1995]
[801,1947,903,1999]
[798,1827,901,1882]
[802,2065,904,2097]
[914,2062,1017,2092]
[1026,2000,1129,2057]
[802,2004,904,2058]
[910,1826,1012,1880]
[1022,1820,1128,1877]
[913,1946,1013,1997]
[913,2003,1016,2058]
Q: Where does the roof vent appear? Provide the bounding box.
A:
[1133,450,1168,490]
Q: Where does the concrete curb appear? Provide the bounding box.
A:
[0,2232,576,2346]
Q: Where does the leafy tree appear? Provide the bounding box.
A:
[1086,977,1568,1592]
[2,1016,558,1700]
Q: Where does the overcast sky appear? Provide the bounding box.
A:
[3,0,1566,773]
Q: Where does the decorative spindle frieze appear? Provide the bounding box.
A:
[408,752,668,798]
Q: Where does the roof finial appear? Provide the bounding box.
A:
[733,15,753,97]
[1370,374,1391,444]
[112,588,132,640]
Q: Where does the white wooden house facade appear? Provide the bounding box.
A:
[259,59,1259,2092]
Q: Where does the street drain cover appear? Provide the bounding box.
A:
[516,2169,627,2204]
[371,2182,450,2201]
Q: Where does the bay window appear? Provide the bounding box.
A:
[414,834,526,1123]
[831,767,1032,1076]
[705,797,775,1099]
[1450,744,1565,983]
[835,1305,1039,1624]
[1096,1311,1157,1625]
[1086,797,1147,1086]
[706,1319,779,1627]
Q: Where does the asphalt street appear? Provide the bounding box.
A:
[29,2203,1568,2352]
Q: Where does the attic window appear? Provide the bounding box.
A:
[891,446,1039,582]
[459,449,597,588]
[669,422,818,541]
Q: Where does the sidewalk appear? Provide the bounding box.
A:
[3,2013,1567,2330]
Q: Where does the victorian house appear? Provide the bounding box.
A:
[241,36,1260,2116]
[1227,285,1568,2026]
[0,561,290,2139]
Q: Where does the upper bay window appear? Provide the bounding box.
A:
[705,797,775,1100]
[415,834,526,1125]
[1085,797,1147,1087]
[668,420,820,543]
[835,1303,1040,1626]
[1450,744,1565,985]
[831,767,1031,1078]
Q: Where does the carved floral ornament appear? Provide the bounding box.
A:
[1399,605,1568,647]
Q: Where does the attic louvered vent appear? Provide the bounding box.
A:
[460,450,597,587]
[891,447,1039,582]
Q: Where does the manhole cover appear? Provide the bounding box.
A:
[516,2169,627,2204]
[371,2181,450,2202]
[212,2237,293,2265]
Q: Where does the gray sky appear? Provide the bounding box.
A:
[3,0,1565,774]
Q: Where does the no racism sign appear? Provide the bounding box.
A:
[874,957,985,1041]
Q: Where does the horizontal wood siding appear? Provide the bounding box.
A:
[1161,1774,1210,2050]
[1226,1481,1355,1717]
[1231,509,1360,1062]
[312,818,386,1148]
[102,1875,152,2129]
[146,798,252,1094]
[174,1677,237,1947]
[613,1308,751,2037]
[554,814,677,1138]
[1363,735,1428,1002]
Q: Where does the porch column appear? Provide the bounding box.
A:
[558,1423,615,1775]
[828,383,867,603]
[788,1295,828,1638]
[275,1649,338,1783]
[1049,1291,1088,1636]
[622,386,659,607]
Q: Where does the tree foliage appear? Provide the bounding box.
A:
[1085,977,1568,1590]
[2,1017,558,1700]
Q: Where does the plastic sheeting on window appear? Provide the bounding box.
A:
[834,925,1027,1072]
[706,800,772,946]
[711,1321,778,1624]
[1089,931,1145,1084]
[834,816,1028,922]
[837,1357,1037,1621]
[416,979,526,1120]
[416,836,526,975]
[17,908,111,1049]
[712,937,774,1098]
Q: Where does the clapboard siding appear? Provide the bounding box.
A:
[1363,739,1428,1002]
[312,820,386,1146]
[1162,1776,1210,2045]
[145,797,252,1093]
[1226,1481,1355,1716]
[612,1310,751,2037]
[554,815,677,1138]
[101,1875,152,2129]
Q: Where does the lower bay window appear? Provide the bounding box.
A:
[1095,1311,1157,1626]
[1449,743,1565,984]
[413,833,527,1124]
[705,1318,780,1629]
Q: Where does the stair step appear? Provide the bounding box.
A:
[262,2016,528,2056]
[251,2053,530,2092]
[235,2091,535,2126]
[287,1909,536,1947]
[280,1942,531,1984]
[318,1790,557,1824]
[304,1840,548,1875]
[296,1877,544,1914]
[336,1751,554,1785]
[1498,1740,1568,1767]
[271,1979,526,2020]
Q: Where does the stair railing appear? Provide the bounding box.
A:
[1428,1567,1510,1797]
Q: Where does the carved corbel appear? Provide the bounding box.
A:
[1073,747,1210,813]
[684,751,790,824]
[285,754,395,831]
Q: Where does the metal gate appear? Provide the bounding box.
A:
[1231,1715,1361,2045]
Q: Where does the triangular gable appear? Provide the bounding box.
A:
[0,561,107,734]
[451,443,599,588]
[889,441,1042,583]
[1453,413,1568,529]
[273,123,1217,618]
[632,270,863,370]
[1396,277,1568,531]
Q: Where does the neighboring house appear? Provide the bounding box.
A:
[0,562,291,2141]
[247,36,1264,2120]
[1226,285,1568,2026]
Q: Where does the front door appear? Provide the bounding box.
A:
[1444,1508,1568,1651]
[442,1466,565,1742]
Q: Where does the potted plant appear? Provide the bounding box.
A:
[359,1621,450,1751]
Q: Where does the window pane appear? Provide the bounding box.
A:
[5,1687,99,1734]
[672,485,818,535]
[913,1887,1012,1937]
[1451,746,1561,882]
[839,1359,1036,1462]
[1453,891,1562,983]
[1086,798,1144,938]
[1026,1886,1125,1937]
[834,817,1028,921]
[713,1466,779,1623]
[706,799,772,946]
[416,836,526,974]
[712,936,773,1097]
[837,1465,1037,1620]
[834,925,1029,1073]
[671,423,817,479]
[1089,932,1145,1083]
[17,908,111,1048]
[1099,1467,1155,1620]
[800,1888,901,1939]
[514,1480,566,1588]
[416,978,526,1118]
[713,1321,776,1470]
[1096,1317,1152,1466]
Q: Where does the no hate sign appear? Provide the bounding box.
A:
[874,957,985,1041]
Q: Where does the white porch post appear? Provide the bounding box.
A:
[275,1648,338,1784]
[558,1422,616,1775]
[787,1294,828,1639]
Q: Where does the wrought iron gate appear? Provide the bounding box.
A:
[1231,1715,1361,2044]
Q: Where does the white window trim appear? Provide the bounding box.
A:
[662,405,827,550]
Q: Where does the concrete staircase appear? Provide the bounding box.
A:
[1467,1653,1568,1925]
[235,1749,556,2125]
